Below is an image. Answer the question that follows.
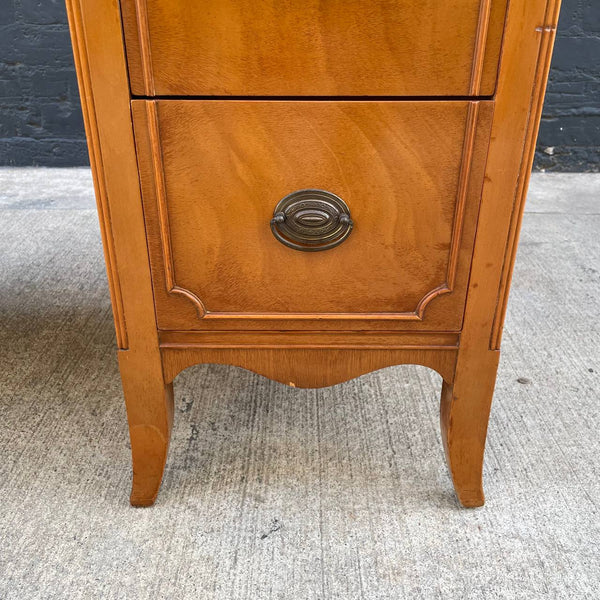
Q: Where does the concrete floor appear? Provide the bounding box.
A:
[0,170,599,599]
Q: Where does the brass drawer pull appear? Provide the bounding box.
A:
[270,189,353,252]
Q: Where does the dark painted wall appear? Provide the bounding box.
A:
[0,0,598,170]
[536,0,600,171]
[0,0,87,166]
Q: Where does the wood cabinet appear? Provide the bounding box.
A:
[120,0,508,96]
[66,0,561,507]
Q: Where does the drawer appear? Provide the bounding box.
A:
[122,1,508,97]
[132,99,493,331]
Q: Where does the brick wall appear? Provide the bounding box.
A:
[0,0,598,170]
[536,0,600,170]
[0,0,87,166]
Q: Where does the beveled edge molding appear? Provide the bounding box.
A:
[445,101,481,292]
[66,0,128,349]
[490,0,561,350]
[470,0,494,95]
[145,100,207,317]
[132,0,155,96]
[158,330,460,350]
[146,100,481,322]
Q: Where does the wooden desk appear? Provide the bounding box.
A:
[66,0,561,506]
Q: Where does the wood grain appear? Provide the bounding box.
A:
[162,347,458,389]
[121,0,508,97]
[440,0,562,507]
[66,0,173,506]
[490,6,562,349]
[469,0,494,95]
[160,330,459,388]
[65,0,126,348]
[68,0,561,507]
[132,100,494,331]
[440,358,498,507]
[144,101,207,317]
[158,330,459,350]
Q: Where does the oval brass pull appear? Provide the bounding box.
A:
[270,189,353,252]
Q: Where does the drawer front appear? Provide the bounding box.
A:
[132,100,493,331]
[122,1,507,97]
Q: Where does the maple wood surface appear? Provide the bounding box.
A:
[159,331,460,388]
[132,100,493,331]
[440,0,561,506]
[121,0,508,97]
[66,0,173,507]
[66,0,561,507]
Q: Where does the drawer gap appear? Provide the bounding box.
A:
[131,94,496,103]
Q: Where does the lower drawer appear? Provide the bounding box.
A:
[132,100,493,331]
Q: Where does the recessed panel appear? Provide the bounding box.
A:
[132,100,494,330]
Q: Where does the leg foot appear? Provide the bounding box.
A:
[440,352,499,507]
[119,351,174,507]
